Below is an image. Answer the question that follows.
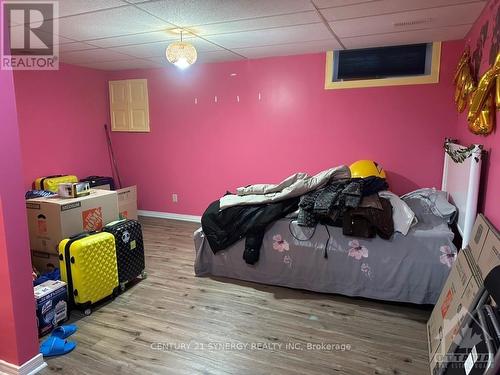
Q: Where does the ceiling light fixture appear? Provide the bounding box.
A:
[166,30,197,69]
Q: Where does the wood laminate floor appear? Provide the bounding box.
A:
[41,218,431,375]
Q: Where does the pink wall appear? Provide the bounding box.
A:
[14,63,113,189]
[454,0,500,229]
[108,41,463,216]
[0,68,39,365]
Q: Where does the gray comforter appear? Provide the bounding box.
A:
[194,215,456,304]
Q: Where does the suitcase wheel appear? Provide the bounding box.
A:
[83,308,92,316]
[141,270,148,279]
[120,283,126,292]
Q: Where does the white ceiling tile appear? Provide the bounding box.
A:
[197,50,246,63]
[233,39,341,59]
[54,34,76,45]
[61,48,135,64]
[77,58,164,70]
[134,0,314,26]
[27,0,485,70]
[109,37,222,58]
[8,24,75,45]
[329,3,483,38]
[312,0,381,8]
[205,23,332,49]
[342,24,471,48]
[148,50,244,65]
[320,0,487,21]
[86,30,178,48]
[59,41,100,53]
[194,11,320,35]
[57,6,170,40]
[57,0,125,18]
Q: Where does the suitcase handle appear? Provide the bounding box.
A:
[69,231,96,241]
[105,219,127,228]
[38,175,64,190]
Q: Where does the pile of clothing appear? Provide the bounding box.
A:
[201,165,414,266]
[202,166,349,265]
[296,176,392,240]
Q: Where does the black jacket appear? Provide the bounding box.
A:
[201,197,299,265]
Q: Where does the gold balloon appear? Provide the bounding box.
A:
[453,50,476,113]
[469,93,495,135]
[497,74,500,110]
[468,54,500,122]
[453,51,469,84]
[467,53,500,135]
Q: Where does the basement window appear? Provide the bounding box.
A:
[324,42,441,89]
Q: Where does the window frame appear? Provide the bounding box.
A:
[324,42,441,90]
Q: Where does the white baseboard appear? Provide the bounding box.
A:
[138,210,201,223]
[0,354,46,375]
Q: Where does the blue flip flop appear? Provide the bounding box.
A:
[51,325,77,339]
[40,336,76,357]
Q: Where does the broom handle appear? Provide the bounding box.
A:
[104,124,122,189]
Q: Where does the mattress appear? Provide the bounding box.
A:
[194,218,456,305]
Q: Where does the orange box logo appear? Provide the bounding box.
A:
[441,289,453,318]
[37,214,47,234]
[82,207,103,231]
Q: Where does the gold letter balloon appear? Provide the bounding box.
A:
[465,53,500,136]
[453,49,476,113]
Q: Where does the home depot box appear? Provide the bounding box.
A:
[427,247,483,374]
[34,280,67,336]
[91,184,138,221]
[26,189,119,255]
[117,185,137,220]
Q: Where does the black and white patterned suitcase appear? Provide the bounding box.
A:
[440,304,500,375]
[103,219,146,290]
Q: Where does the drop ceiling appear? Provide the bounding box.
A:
[37,0,488,70]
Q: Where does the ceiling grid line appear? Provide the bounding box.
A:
[341,22,475,40]
[121,0,249,59]
[49,0,487,70]
[318,0,486,23]
[310,0,346,49]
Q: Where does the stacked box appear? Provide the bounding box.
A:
[427,214,500,374]
[34,280,68,336]
[26,189,119,255]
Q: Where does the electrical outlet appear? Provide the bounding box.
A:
[172,193,178,203]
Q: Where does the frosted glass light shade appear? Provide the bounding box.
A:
[166,41,197,69]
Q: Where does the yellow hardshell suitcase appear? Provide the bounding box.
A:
[34,175,78,192]
[58,232,119,315]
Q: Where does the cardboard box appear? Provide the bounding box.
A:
[117,185,137,220]
[92,184,137,220]
[26,189,119,255]
[427,214,500,374]
[34,280,68,336]
[477,230,500,280]
[427,247,483,373]
[468,214,494,266]
[31,250,60,273]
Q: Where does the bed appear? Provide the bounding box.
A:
[193,141,482,304]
